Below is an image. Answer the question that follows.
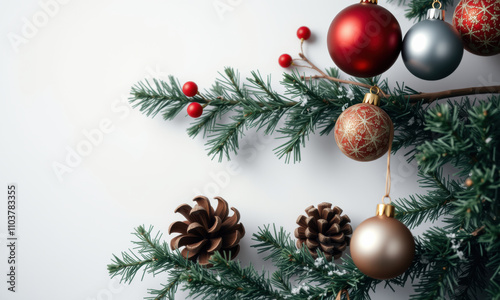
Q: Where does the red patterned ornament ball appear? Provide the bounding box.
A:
[334,96,393,162]
[453,0,500,56]
[327,0,402,78]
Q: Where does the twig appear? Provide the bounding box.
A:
[408,86,500,104]
[471,225,485,236]
[297,39,390,98]
[297,53,389,97]
[295,44,500,104]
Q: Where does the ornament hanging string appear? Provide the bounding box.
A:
[382,93,394,204]
[335,289,350,300]
[383,135,393,203]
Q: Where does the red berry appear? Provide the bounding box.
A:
[279,54,293,68]
[187,102,203,118]
[297,26,311,40]
[182,81,198,97]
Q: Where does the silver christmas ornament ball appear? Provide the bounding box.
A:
[402,8,464,81]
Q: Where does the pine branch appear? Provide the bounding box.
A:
[252,225,336,283]
[467,96,500,168]
[409,228,463,300]
[394,169,459,229]
[252,226,380,300]
[275,72,345,162]
[455,243,489,300]
[108,225,167,283]
[109,218,499,299]
[390,98,430,158]
[209,252,285,300]
[108,253,155,284]
[206,113,248,162]
[146,274,181,300]
[270,271,292,294]
[121,85,500,300]
[187,104,232,138]
[219,68,247,99]
[273,108,315,163]
[246,71,299,135]
[412,97,500,233]
[180,268,258,300]
[481,224,500,298]
[130,78,196,120]
[130,64,499,163]
[416,102,475,174]
[110,226,309,300]
[108,226,198,300]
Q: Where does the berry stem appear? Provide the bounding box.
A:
[295,38,390,97]
[298,52,388,97]
[197,92,211,103]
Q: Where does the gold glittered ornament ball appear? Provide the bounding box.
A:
[350,203,415,280]
[334,87,393,162]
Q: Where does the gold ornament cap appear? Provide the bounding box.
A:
[363,86,381,106]
[376,203,395,218]
[360,0,378,3]
[427,0,445,20]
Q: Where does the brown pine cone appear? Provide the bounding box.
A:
[294,202,352,261]
[168,196,245,266]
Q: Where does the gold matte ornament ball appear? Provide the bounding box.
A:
[350,205,415,280]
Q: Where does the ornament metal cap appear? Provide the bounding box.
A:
[360,0,378,3]
[376,203,395,218]
[363,86,381,106]
[427,0,445,20]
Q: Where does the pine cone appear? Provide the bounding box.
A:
[295,202,352,260]
[168,196,245,266]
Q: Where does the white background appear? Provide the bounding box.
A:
[1,0,499,299]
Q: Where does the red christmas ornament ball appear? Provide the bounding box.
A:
[334,103,393,161]
[279,54,293,68]
[182,81,198,97]
[327,2,402,78]
[453,0,500,56]
[187,102,203,118]
[297,26,311,40]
